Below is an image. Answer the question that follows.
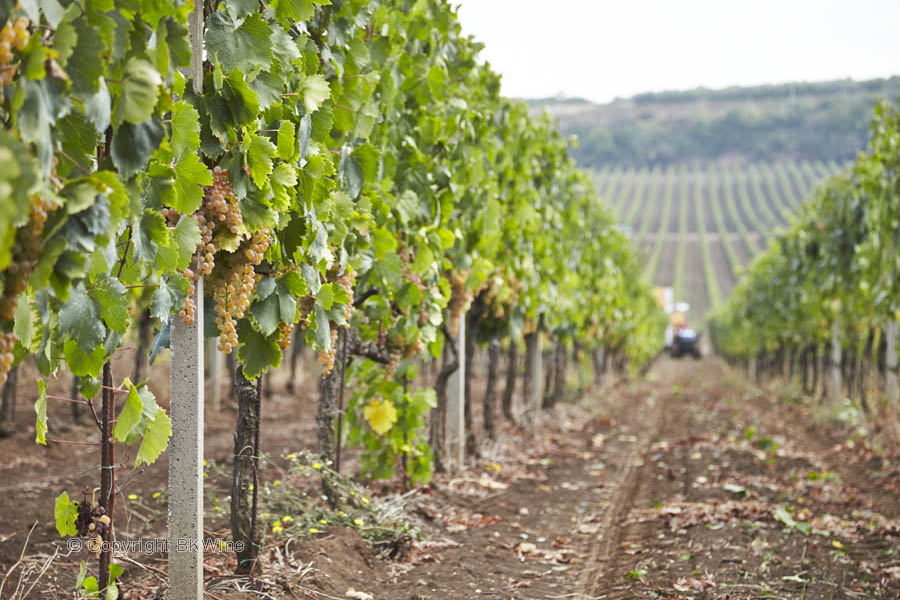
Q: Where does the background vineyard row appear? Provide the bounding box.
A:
[594,160,842,324]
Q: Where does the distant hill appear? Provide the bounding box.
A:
[526,77,900,169]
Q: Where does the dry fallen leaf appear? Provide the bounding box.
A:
[478,476,509,490]
[576,522,601,534]
[346,589,374,600]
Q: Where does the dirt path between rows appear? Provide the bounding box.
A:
[364,357,900,599]
[2,356,900,599]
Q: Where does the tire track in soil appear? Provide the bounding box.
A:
[573,361,690,597]
[578,361,694,599]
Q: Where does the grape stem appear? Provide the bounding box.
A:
[116,225,133,280]
[44,393,90,404]
[45,438,101,446]
[54,149,93,177]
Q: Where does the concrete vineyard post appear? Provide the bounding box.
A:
[446,317,465,472]
[887,320,898,406]
[830,320,841,406]
[531,332,542,424]
[168,7,204,598]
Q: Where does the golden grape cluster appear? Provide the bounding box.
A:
[178,168,246,325]
[384,348,402,379]
[204,167,243,235]
[1,196,54,321]
[0,332,16,385]
[336,266,356,325]
[0,16,30,104]
[448,270,472,336]
[212,227,272,353]
[0,196,55,383]
[317,323,339,374]
[277,321,293,351]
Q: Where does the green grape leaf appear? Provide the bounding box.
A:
[347,37,370,71]
[412,244,434,275]
[269,22,300,64]
[316,282,335,310]
[394,190,419,225]
[375,252,403,289]
[276,283,297,323]
[224,0,258,20]
[59,282,106,352]
[35,378,48,445]
[372,227,397,259]
[280,270,307,296]
[79,376,101,399]
[171,101,201,157]
[173,152,212,214]
[313,303,330,350]
[63,338,107,377]
[273,0,330,22]
[352,102,378,140]
[250,294,280,336]
[92,171,129,224]
[81,576,99,596]
[300,263,320,295]
[54,492,78,537]
[222,67,261,125]
[111,118,165,179]
[236,320,281,379]
[300,74,330,113]
[84,77,111,134]
[13,291,35,349]
[248,69,283,109]
[16,79,56,172]
[173,216,202,267]
[115,58,162,126]
[68,19,104,95]
[135,405,172,467]
[246,132,277,189]
[150,274,190,320]
[23,0,65,28]
[89,273,129,333]
[276,121,295,161]
[256,276,276,300]
[339,154,363,199]
[297,113,311,158]
[112,381,143,442]
[59,180,98,214]
[205,12,273,77]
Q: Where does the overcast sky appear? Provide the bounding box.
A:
[454,0,900,103]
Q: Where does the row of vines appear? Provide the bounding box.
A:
[709,97,900,407]
[0,0,665,594]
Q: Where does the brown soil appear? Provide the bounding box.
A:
[2,356,899,599]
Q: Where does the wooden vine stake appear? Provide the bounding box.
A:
[99,363,115,593]
[168,4,205,595]
[446,315,465,472]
